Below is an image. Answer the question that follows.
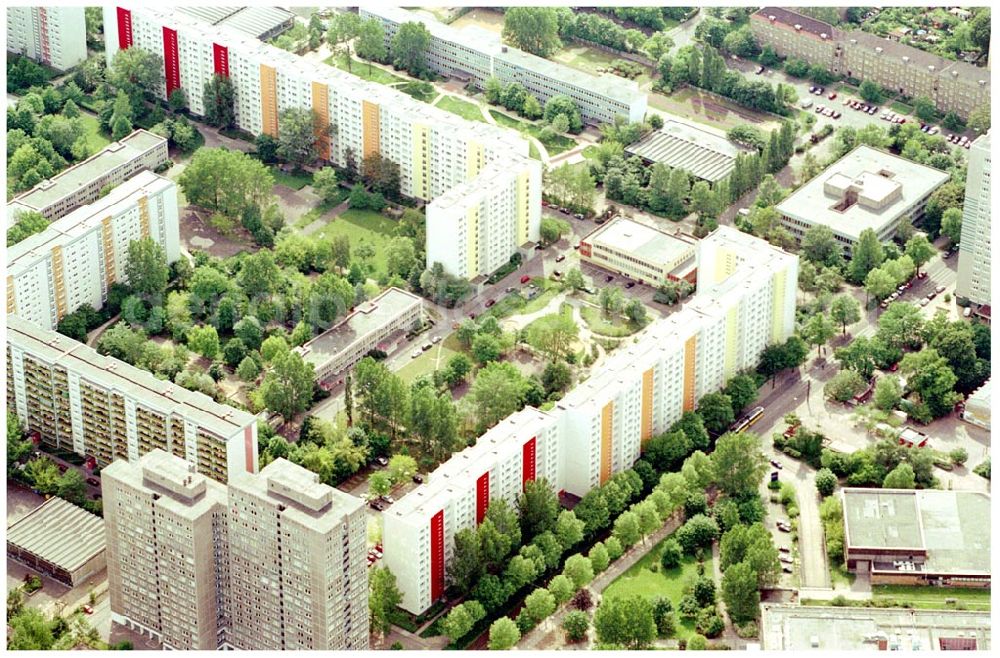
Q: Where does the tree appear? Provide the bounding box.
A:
[369,566,402,636]
[543,95,583,134]
[56,468,87,505]
[277,107,321,169]
[548,573,575,604]
[187,325,220,359]
[563,553,595,589]
[612,511,641,548]
[864,267,896,303]
[904,234,935,276]
[588,541,610,574]
[859,80,884,104]
[968,103,990,134]
[873,375,903,411]
[109,47,162,106]
[260,351,315,420]
[449,528,483,593]
[470,362,529,429]
[802,313,836,356]
[441,601,484,642]
[883,463,916,489]
[7,607,55,650]
[660,539,683,570]
[913,96,936,122]
[488,617,521,650]
[255,133,279,164]
[178,148,274,218]
[524,588,556,624]
[824,369,866,403]
[311,167,341,204]
[675,514,720,553]
[124,237,169,301]
[723,375,758,415]
[562,610,590,643]
[356,19,388,70]
[900,349,961,418]
[878,302,924,351]
[594,595,657,649]
[368,471,392,498]
[815,468,837,497]
[7,211,49,246]
[503,7,561,58]
[624,299,647,325]
[168,87,187,113]
[829,294,862,335]
[712,432,766,498]
[541,361,572,395]
[801,225,843,268]
[949,447,969,466]
[940,207,963,245]
[391,22,432,78]
[387,454,418,485]
[696,392,735,435]
[517,478,559,540]
[721,561,759,623]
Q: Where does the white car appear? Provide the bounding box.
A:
[411,349,422,359]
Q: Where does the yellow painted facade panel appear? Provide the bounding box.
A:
[51,246,67,320]
[714,248,737,284]
[311,81,330,161]
[362,100,381,159]
[724,307,738,378]
[101,217,116,286]
[600,401,614,484]
[412,124,429,199]
[6,276,15,315]
[771,268,787,342]
[137,196,150,238]
[641,368,654,446]
[466,140,483,179]
[683,335,697,412]
[259,64,278,137]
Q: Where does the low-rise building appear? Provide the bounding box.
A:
[841,488,991,587]
[761,604,991,651]
[6,314,259,482]
[6,6,87,71]
[295,287,423,382]
[579,216,697,286]
[962,379,991,430]
[6,497,106,587]
[7,130,170,224]
[775,145,949,252]
[7,171,180,330]
[173,6,295,41]
[625,120,749,184]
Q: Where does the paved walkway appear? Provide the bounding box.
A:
[299,198,350,235]
[795,472,831,589]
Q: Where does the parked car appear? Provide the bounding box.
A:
[484,299,496,308]
[421,342,432,351]
[832,111,841,119]
[505,286,516,293]
[963,307,972,318]
[520,275,532,284]
[534,243,545,250]
[756,65,765,74]
[778,554,794,564]
[432,335,442,344]
[778,547,791,554]
[776,521,792,533]
[782,565,794,574]
[625,281,636,289]
[828,92,837,100]
[380,495,395,505]
[573,213,584,220]
[920,298,930,307]
[605,274,614,282]
[943,250,952,259]
[412,474,424,484]
[555,254,566,263]
[83,605,94,615]
[770,460,783,469]
[376,456,389,467]
[86,477,100,487]
[808,85,817,94]
[935,285,946,294]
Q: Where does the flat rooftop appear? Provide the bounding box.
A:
[495,47,642,105]
[754,7,840,40]
[7,313,256,438]
[297,287,422,368]
[626,120,748,182]
[104,450,227,519]
[584,216,695,266]
[175,6,294,39]
[761,604,991,651]
[6,497,105,573]
[7,171,174,277]
[776,145,949,241]
[7,129,166,216]
[843,488,991,575]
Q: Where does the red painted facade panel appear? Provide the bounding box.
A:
[430,510,445,601]
[213,43,229,77]
[162,27,180,98]
[116,8,133,50]
[522,437,536,488]
[579,241,592,257]
[476,472,490,525]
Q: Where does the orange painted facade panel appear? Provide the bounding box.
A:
[600,401,613,484]
[6,276,15,314]
[362,100,380,159]
[259,64,278,137]
[683,335,697,412]
[641,368,654,446]
[311,81,330,161]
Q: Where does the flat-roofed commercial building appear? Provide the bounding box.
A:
[750,8,990,118]
[841,488,991,587]
[385,227,798,612]
[174,6,294,41]
[103,450,230,650]
[579,216,697,286]
[7,130,169,224]
[7,171,180,331]
[6,315,258,482]
[383,408,561,614]
[6,7,87,71]
[295,287,423,382]
[776,145,949,252]
[425,160,542,280]
[956,132,991,308]
[625,120,749,184]
[6,497,106,587]
[360,6,647,125]
[227,459,368,650]
[761,604,992,651]
[962,379,990,430]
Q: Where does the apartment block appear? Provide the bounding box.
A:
[383,408,561,614]
[360,6,647,125]
[7,171,180,330]
[7,130,169,224]
[6,6,87,71]
[227,459,368,650]
[103,451,230,650]
[386,227,798,613]
[6,315,258,482]
[296,287,424,382]
[579,216,697,286]
[751,8,990,118]
[956,132,991,308]
[425,159,542,280]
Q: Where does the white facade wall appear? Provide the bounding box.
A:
[956,132,991,306]
[6,6,87,71]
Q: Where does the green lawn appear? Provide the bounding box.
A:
[580,305,646,337]
[829,564,856,588]
[529,142,541,160]
[872,585,991,611]
[582,145,601,160]
[552,43,653,86]
[520,283,562,315]
[434,95,486,123]
[396,340,460,385]
[488,110,577,156]
[326,55,405,85]
[79,114,111,152]
[522,303,574,347]
[312,209,397,276]
[891,101,914,115]
[603,532,713,640]
[397,81,436,103]
[268,166,313,190]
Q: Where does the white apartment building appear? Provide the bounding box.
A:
[7,129,169,223]
[387,227,798,612]
[956,132,991,308]
[6,315,259,482]
[7,171,180,331]
[425,160,542,280]
[383,408,561,614]
[227,460,368,650]
[104,450,230,650]
[6,6,87,71]
[296,287,424,382]
[359,6,647,125]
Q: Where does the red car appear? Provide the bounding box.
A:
[520,275,531,284]
[889,362,900,372]
[484,299,496,308]
[828,92,837,100]
[82,605,94,615]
